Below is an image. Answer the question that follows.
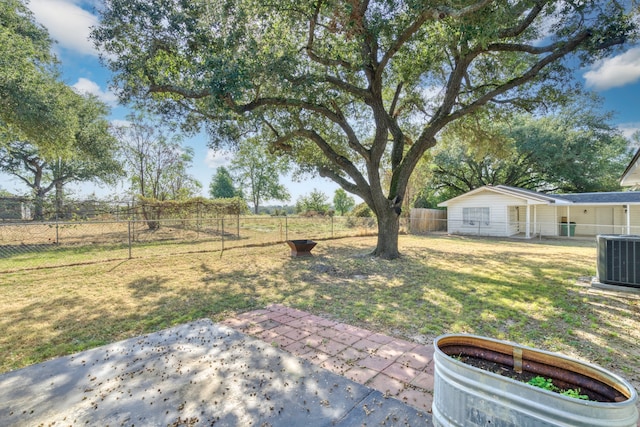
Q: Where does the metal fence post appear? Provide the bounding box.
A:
[55,220,59,245]
[285,216,288,241]
[128,220,132,259]
[221,218,225,255]
[331,216,334,238]
[196,202,201,236]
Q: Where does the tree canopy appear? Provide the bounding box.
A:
[209,166,238,199]
[0,94,122,219]
[230,138,290,214]
[0,0,79,153]
[114,113,201,202]
[421,101,632,205]
[93,0,638,258]
[333,188,355,216]
[296,189,331,215]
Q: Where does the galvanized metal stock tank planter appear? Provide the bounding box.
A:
[433,334,638,427]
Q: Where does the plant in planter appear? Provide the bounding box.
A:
[433,334,638,427]
[527,376,589,400]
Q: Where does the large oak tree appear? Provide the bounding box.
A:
[0,94,122,220]
[93,0,637,258]
[1,0,78,153]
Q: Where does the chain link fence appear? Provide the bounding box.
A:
[9,212,630,271]
[1,215,410,270]
[0,200,453,271]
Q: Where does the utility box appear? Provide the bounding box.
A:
[597,235,640,288]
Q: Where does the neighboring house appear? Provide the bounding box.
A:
[437,185,640,238]
[621,148,640,190]
[0,197,31,221]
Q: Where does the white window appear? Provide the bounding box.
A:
[463,207,490,226]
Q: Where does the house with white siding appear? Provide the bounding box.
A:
[621,148,640,190]
[437,185,640,238]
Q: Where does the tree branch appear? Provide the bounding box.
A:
[389,82,403,117]
[172,100,224,122]
[322,75,371,100]
[487,41,565,54]
[231,96,371,161]
[148,84,211,99]
[318,166,368,202]
[497,1,546,39]
[306,1,355,70]
[446,31,592,125]
[273,128,370,198]
[378,0,493,72]
[388,83,406,174]
[417,28,593,157]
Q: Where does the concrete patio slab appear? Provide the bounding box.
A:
[0,319,431,426]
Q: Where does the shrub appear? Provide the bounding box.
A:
[351,203,373,218]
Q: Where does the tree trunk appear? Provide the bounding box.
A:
[33,189,45,221]
[141,204,160,230]
[33,193,44,221]
[372,207,400,259]
[55,181,63,219]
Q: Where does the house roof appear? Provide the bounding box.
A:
[437,185,570,207]
[438,185,640,207]
[492,185,567,203]
[621,148,640,188]
[553,192,640,204]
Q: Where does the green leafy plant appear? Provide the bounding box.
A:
[561,388,589,400]
[527,376,556,391]
[527,376,589,400]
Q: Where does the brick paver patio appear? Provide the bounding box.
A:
[222,304,434,413]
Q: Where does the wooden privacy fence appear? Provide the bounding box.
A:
[409,208,447,233]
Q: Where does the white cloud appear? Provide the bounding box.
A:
[205,150,230,169]
[618,123,640,140]
[28,0,98,57]
[72,78,119,105]
[111,119,131,128]
[584,47,640,90]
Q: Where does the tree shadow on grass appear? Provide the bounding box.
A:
[1,236,636,406]
[273,242,639,396]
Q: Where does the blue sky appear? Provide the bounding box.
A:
[4,0,640,202]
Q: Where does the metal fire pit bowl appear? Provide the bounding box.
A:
[286,240,317,257]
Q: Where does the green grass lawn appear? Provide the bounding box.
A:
[1,234,638,394]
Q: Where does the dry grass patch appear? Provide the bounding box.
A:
[1,235,638,396]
